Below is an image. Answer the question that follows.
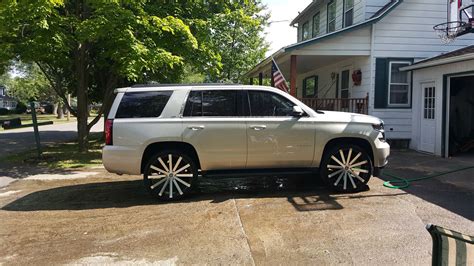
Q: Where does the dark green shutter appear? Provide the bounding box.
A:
[374,58,388,108]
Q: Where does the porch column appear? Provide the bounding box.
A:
[249,77,254,85]
[258,72,263,85]
[290,55,297,97]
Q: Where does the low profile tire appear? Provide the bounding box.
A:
[143,150,198,200]
[320,144,373,193]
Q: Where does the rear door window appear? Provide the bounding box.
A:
[183,90,243,117]
[115,91,172,118]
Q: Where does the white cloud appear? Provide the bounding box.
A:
[262,0,312,56]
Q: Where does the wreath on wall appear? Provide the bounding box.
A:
[352,69,362,86]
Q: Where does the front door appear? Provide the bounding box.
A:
[340,69,350,111]
[245,90,315,168]
[181,89,247,170]
[420,83,436,153]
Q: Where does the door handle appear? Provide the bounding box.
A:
[188,125,205,131]
[250,125,266,130]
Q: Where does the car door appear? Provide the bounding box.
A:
[245,90,315,168]
[181,88,247,171]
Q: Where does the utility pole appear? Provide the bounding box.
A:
[67,93,71,121]
[30,102,42,158]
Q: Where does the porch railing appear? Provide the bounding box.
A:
[300,95,369,114]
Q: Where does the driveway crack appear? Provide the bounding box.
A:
[232,198,255,266]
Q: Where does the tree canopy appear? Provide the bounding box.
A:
[0,0,269,151]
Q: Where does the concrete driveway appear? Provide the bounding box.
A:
[0,120,103,159]
[0,151,473,265]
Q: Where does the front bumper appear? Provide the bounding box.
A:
[373,138,390,168]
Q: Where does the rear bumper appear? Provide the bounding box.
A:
[102,145,141,175]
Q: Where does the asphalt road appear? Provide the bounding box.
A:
[0,119,103,158]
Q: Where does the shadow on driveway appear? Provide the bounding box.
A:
[2,175,405,212]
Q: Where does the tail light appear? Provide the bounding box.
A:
[105,119,114,145]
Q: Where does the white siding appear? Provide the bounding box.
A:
[365,0,390,19]
[410,59,474,156]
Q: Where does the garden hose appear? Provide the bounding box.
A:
[382,165,474,189]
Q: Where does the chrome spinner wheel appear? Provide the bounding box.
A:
[144,151,197,200]
[321,145,373,192]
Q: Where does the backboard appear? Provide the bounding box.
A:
[434,0,474,42]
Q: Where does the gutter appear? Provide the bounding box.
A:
[400,53,474,71]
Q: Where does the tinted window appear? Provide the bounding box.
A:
[248,91,295,116]
[183,90,241,117]
[116,91,172,118]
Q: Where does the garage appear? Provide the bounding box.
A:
[403,45,474,157]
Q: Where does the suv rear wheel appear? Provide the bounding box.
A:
[320,144,373,192]
[143,150,198,200]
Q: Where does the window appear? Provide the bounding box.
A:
[312,13,320,37]
[423,86,435,119]
[303,76,318,97]
[327,1,336,33]
[302,21,310,41]
[344,0,354,27]
[183,90,241,117]
[388,61,411,106]
[248,90,295,116]
[116,91,172,118]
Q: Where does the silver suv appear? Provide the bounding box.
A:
[103,84,389,200]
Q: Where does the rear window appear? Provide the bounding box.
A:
[115,91,172,118]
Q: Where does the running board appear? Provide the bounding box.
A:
[201,168,318,178]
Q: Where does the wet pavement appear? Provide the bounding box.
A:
[0,150,473,265]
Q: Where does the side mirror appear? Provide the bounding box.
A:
[292,105,305,117]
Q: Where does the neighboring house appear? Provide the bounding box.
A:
[0,85,17,111]
[401,45,474,157]
[246,0,474,148]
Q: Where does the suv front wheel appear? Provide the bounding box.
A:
[320,144,373,192]
[143,150,198,200]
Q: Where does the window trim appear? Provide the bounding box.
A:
[302,21,310,41]
[312,12,320,37]
[343,0,354,27]
[387,61,412,107]
[327,0,336,33]
[303,75,318,97]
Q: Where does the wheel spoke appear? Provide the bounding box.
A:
[168,154,173,173]
[334,171,345,186]
[175,176,191,187]
[176,173,193,177]
[328,169,344,178]
[349,152,361,166]
[175,164,190,174]
[327,165,343,169]
[348,173,357,189]
[343,172,347,190]
[339,150,346,165]
[159,178,170,196]
[150,176,167,189]
[158,157,169,172]
[169,177,173,198]
[150,165,168,175]
[330,155,345,167]
[353,168,369,174]
[172,179,183,195]
[350,160,368,168]
[346,148,353,165]
[172,157,182,172]
[350,170,365,182]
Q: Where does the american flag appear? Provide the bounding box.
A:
[271,58,289,93]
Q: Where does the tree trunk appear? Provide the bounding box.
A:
[53,102,58,116]
[57,102,64,119]
[76,42,89,152]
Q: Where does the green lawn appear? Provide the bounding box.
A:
[0,114,77,131]
[4,133,103,169]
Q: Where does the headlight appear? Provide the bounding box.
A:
[372,120,386,141]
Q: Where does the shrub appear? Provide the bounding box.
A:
[15,102,27,114]
[0,108,9,115]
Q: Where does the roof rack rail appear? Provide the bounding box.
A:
[131,83,241,88]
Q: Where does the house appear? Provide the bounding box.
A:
[401,45,474,157]
[246,0,474,149]
[0,85,17,111]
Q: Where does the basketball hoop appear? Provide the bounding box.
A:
[433,21,468,43]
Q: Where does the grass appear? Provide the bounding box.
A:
[4,133,103,169]
[0,113,77,125]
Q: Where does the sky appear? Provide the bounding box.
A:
[261,0,312,56]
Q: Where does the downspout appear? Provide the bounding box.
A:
[368,23,376,115]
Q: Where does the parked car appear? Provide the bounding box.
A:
[26,102,45,114]
[103,84,390,200]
